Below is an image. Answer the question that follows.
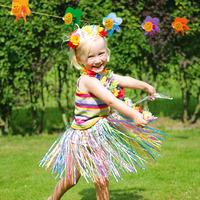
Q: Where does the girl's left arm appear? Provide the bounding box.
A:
[114,74,156,99]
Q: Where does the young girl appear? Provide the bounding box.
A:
[40,25,164,200]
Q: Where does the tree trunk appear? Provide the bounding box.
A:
[181,88,190,123]
[29,81,38,134]
[179,62,190,123]
[0,116,9,135]
[39,78,45,134]
[0,106,11,135]
[56,65,67,126]
[179,58,199,124]
[189,88,200,123]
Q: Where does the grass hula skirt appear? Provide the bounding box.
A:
[39,111,165,184]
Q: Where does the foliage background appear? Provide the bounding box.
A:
[0,0,199,135]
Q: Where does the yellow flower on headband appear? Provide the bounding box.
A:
[82,26,93,36]
[68,33,80,48]
[98,26,104,33]
[70,34,80,45]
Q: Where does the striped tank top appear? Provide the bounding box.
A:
[71,69,124,130]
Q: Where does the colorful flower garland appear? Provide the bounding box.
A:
[8,2,191,37]
[82,68,125,99]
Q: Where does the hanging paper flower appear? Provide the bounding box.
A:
[171,17,190,35]
[11,0,31,22]
[142,16,160,36]
[63,7,82,27]
[68,33,80,49]
[102,13,122,36]
[63,13,73,25]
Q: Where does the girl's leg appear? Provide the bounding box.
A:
[48,170,81,200]
[48,150,81,200]
[94,177,110,200]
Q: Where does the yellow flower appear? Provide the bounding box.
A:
[113,89,119,96]
[98,26,104,33]
[82,68,87,75]
[143,21,153,32]
[112,80,118,87]
[104,18,114,30]
[82,26,93,36]
[132,103,136,109]
[173,22,182,31]
[63,13,73,25]
[101,76,107,85]
[11,3,21,16]
[70,34,80,46]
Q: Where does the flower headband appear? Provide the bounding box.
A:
[67,25,107,49]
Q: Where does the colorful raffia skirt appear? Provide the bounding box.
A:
[40,113,165,183]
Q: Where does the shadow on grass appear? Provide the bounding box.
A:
[173,135,189,139]
[79,187,146,200]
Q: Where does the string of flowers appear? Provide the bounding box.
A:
[1,2,190,35]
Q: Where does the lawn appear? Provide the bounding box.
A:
[0,127,200,200]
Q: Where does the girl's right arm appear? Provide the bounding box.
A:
[81,76,148,125]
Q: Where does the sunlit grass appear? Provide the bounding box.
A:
[0,128,200,200]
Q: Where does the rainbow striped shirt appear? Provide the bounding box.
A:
[71,70,118,130]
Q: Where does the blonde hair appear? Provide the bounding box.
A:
[68,25,110,70]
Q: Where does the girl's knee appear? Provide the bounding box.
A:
[62,172,81,191]
[64,177,80,189]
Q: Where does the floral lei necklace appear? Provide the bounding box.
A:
[82,67,125,98]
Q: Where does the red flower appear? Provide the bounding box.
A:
[117,88,125,98]
[67,41,77,49]
[99,29,108,37]
[138,106,143,113]
[86,70,96,77]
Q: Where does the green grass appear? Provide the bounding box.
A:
[0,128,200,200]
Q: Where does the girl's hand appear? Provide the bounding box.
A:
[134,112,148,126]
[145,85,156,101]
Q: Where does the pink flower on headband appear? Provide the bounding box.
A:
[142,16,160,36]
